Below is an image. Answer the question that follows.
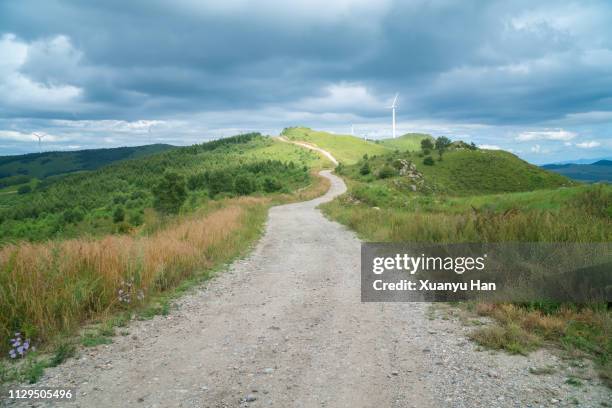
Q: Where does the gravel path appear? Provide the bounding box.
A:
[3,170,609,407]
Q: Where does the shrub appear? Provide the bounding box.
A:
[377,165,396,179]
[128,212,144,226]
[113,207,125,223]
[263,177,282,193]
[423,156,435,166]
[359,162,371,175]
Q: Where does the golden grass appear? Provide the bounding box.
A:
[0,204,249,346]
[0,170,331,356]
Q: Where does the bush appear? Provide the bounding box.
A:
[128,212,143,226]
[377,165,396,179]
[359,162,371,175]
[423,156,435,166]
[263,177,282,193]
[113,207,125,223]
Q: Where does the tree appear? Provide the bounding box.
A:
[435,136,452,160]
[187,173,206,190]
[208,170,234,196]
[420,138,434,151]
[152,171,187,215]
[359,161,371,175]
[435,136,451,152]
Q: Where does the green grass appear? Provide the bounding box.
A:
[340,148,574,196]
[376,133,434,151]
[281,127,388,165]
[242,137,325,168]
[319,138,611,384]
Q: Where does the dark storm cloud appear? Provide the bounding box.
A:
[0,0,611,162]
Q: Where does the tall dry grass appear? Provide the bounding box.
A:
[0,172,332,355]
[0,200,266,351]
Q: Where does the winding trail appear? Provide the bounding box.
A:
[6,145,610,407]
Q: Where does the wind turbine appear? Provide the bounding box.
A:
[390,93,399,139]
[351,124,354,136]
[33,132,45,153]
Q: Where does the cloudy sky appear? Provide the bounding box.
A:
[1,0,611,164]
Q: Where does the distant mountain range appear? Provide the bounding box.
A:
[544,156,612,165]
[541,159,611,183]
[0,144,175,186]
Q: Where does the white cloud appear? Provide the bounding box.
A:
[575,141,601,149]
[531,144,541,153]
[293,82,384,112]
[516,129,576,141]
[0,33,82,112]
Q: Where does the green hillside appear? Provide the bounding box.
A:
[281,127,388,164]
[0,134,323,244]
[0,144,176,188]
[377,133,434,151]
[342,148,573,197]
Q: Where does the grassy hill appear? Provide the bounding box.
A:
[0,134,323,244]
[321,139,611,380]
[281,127,388,164]
[0,144,176,188]
[542,160,612,183]
[341,148,573,197]
[376,133,434,151]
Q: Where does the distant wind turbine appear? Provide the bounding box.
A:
[33,132,45,153]
[351,124,354,136]
[390,93,399,139]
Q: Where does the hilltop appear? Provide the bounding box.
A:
[376,133,434,151]
[283,128,572,196]
[281,127,388,164]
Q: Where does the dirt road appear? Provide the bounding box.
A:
[5,168,609,407]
